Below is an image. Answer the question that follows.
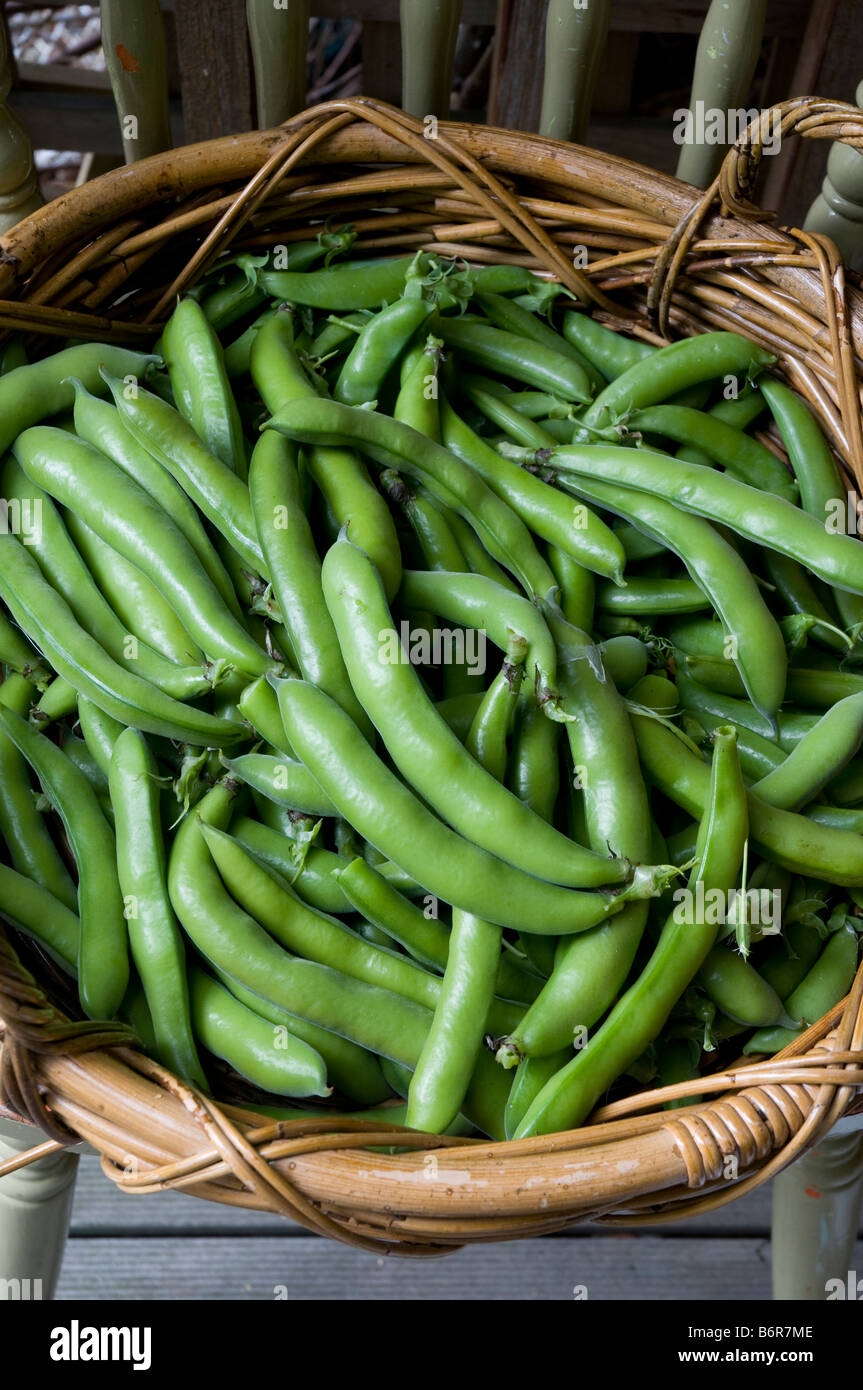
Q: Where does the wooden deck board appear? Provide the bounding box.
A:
[56,1233,797,1301]
[57,1155,863,1299]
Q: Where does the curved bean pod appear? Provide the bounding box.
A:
[0,705,128,1018]
[109,728,207,1087]
[189,969,330,1098]
[274,676,675,934]
[322,538,622,887]
[0,532,243,746]
[100,371,265,579]
[0,674,77,910]
[14,426,269,676]
[266,397,556,598]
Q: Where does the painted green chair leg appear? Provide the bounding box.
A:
[539,0,611,145]
[803,80,863,274]
[247,0,310,128]
[400,0,461,121]
[675,0,767,189]
[771,1123,863,1301]
[0,1117,79,1301]
[0,20,42,234]
[100,0,173,163]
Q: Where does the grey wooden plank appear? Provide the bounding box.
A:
[173,0,254,143]
[11,88,184,154]
[362,20,402,106]
[70,1157,297,1236]
[58,1232,858,1300]
[70,1153,863,1239]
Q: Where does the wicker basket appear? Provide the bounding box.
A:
[2,97,863,1257]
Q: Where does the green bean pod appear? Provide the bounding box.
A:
[631,711,863,886]
[0,343,156,456]
[249,429,371,732]
[189,968,330,1098]
[0,533,244,747]
[266,397,556,598]
[32,675,78,725]
[435,315,592,403]
[381,470,466,572]
[697,945,785,1026]
[762,551,850,655]
[406,636,527,1133]
[497,607,654,1064]
[393,334,444,439]
[441,399,625,583]
[515,726,748,1137]
[750,693,863,811]
[334,293,434,406]
[552,472,788,722]
[562,311,655,380]
[477,291,604,392]
[168,785,432,1063]
[0,608,50,685]
[510,700,560,825]
[504,1050,571,1140]
[757,920,823,1000]
[582,331,774,428]
[215,970,390,1105]
[110,728,207,1087]
[322,538,622,888]
[398,568,560,708]
[406,908,502,1133]
[221,751,337,818]
[0,706,128,1019]
[546,443,863,597]
[760,377,863,639]
[238,675,295,755]
[744,925,860,1054]
[0,674,77,910]
[597,575,709,614]
[163,297,247,479]
[3,456,219,699]
[465,634,527,781]
[13,427,269,677]
[200,822,519,1035]
[63,510,207,671]
[628,404,796,500]
[259,255,418,309]
[77,696,124,779]
[70,381,242,617]
[0,862,79,974]
[169,783,509,1135]
[274,676,676,934]
[100,371,265,579]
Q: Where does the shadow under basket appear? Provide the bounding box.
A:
[1,96,863,1257]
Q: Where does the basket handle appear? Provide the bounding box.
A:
[718,95,863,221]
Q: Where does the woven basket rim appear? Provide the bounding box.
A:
[2,96,863,1255]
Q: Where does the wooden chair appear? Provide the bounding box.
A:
[1,0,863,1302]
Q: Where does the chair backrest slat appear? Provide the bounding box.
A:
[400,0,462,120]
[173,0,254,145]
[101,0,172,163]
[539,0,611,145]
[246,0,309,129]
[675,0,768,188]
[2,1,861,269]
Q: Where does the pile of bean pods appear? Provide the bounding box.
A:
[1,234,862,1144]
